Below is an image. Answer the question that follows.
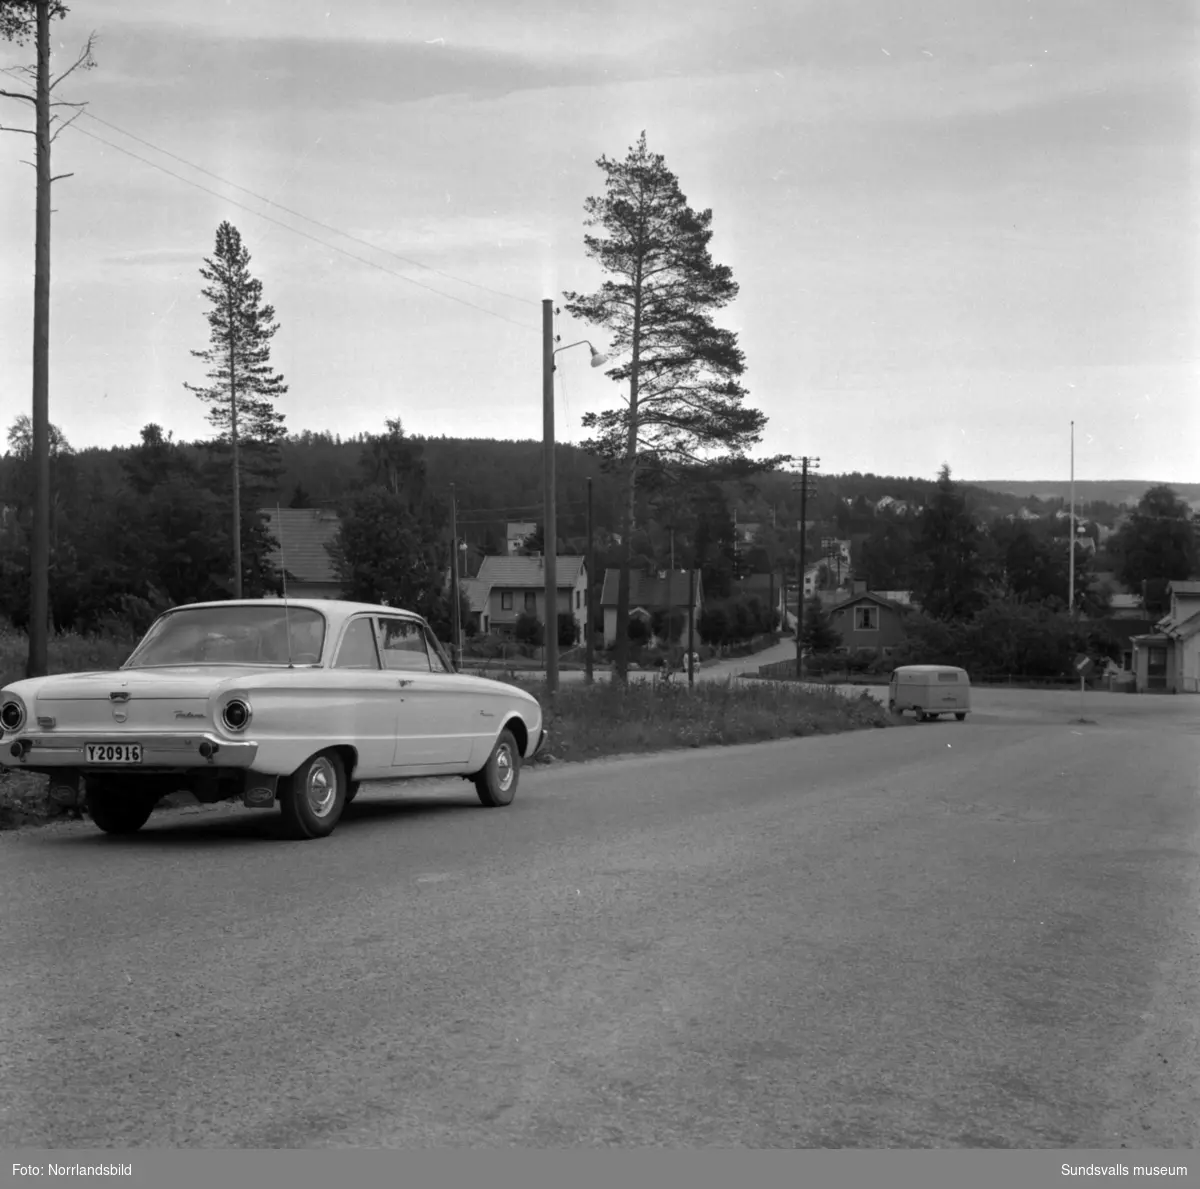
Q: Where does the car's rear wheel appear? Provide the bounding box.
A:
[85,779,158,835]
[955,712,967,721]
[279,750,347,840]
[474,728,520,808]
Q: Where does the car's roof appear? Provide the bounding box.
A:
[894,664,967,674]
[163,598,423,619]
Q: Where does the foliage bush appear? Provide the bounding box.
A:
[557,611,578,648]
[891,597,1121,677]
[698,595,775,646]
[514,612,544,647]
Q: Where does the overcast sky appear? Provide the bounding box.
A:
[1,0,1196,483]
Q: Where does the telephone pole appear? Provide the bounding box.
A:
[585,477,595,684]
[449,483,461,670]
[1068,420,1076,616]
[791,457,820,679]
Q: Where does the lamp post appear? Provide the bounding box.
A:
[542,298,608,696]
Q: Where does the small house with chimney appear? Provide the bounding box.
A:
[475,555,588,641]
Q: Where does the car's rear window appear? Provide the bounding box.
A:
[937,671,961,682]
[126,606,327,667]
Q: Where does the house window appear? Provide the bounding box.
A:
[501,591,513,611]
[575,590,581,609]
[524,591,536,613]
[854,605,879,631]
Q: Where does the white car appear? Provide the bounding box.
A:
[0,599,547,840]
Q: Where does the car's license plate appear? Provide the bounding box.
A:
[86,743,143,764]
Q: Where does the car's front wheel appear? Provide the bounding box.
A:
[474,728,520,808]
[86,780,158,835]
[279,750,347,840]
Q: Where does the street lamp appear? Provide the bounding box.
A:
[543,298,608,696]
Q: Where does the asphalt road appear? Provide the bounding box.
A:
[1,687,1198,1148]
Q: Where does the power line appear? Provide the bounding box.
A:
[0,66,540,333]
[72,124,539,332]
[76,105,539,309]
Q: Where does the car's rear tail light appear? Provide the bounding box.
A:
[221,699,251,731]
[1,699,25,733]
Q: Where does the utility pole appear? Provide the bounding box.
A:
[791,457,820,679]
[1068,420,1075,617]
[542,298,558,696]
[688,565,696,687]
[449,483,461,670]
[780,558,788,636]
[585,476,594,684]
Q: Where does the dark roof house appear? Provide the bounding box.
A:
[260,507,342,595]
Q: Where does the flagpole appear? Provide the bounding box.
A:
[1068,420,1075,616]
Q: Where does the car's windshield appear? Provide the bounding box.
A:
[125,605,327,668]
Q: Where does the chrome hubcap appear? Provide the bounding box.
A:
[496,744,514,793]
[306,757,338,818]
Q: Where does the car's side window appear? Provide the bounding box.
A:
[333,617,381,670]
[423,626,449,673]
[378,618,432,672]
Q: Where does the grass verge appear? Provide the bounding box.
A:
[511,674,893,765]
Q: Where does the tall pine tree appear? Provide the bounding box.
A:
[563,132,785,681]
[911,465,988,621]
[185,221,287,597]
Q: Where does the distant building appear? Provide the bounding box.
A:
[827,579,912,655]
[260,507,343,599]
[598,569,704,649]
[476,555,588,640]
[1131,581,1200,694]
[505,522,537,555]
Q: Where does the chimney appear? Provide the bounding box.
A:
[853,578,867,596]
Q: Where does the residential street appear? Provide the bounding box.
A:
[1,688,1198,1148]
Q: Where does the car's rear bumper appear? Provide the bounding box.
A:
[0,731,258,771]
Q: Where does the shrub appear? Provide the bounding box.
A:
[627,614,651,644]
[514,612,543,647]
[557,611,578,648]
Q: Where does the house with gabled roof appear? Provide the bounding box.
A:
[475,554,588,640]
[599,568,704,648]
[826,579,912,655]
[459,576,493,635]
[260,507,343,599]
[1131,580,1200,693]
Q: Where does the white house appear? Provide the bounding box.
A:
[598,568,704,648]
[475,555,588,641]
[1131,581,1200,693]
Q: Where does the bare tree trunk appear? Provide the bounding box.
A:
[26,0,51,676]
[612,266,644,684]
[228,299,241,598]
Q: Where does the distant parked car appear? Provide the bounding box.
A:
[0,599,546,840]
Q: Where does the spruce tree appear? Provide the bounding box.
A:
[185,221,287,597]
